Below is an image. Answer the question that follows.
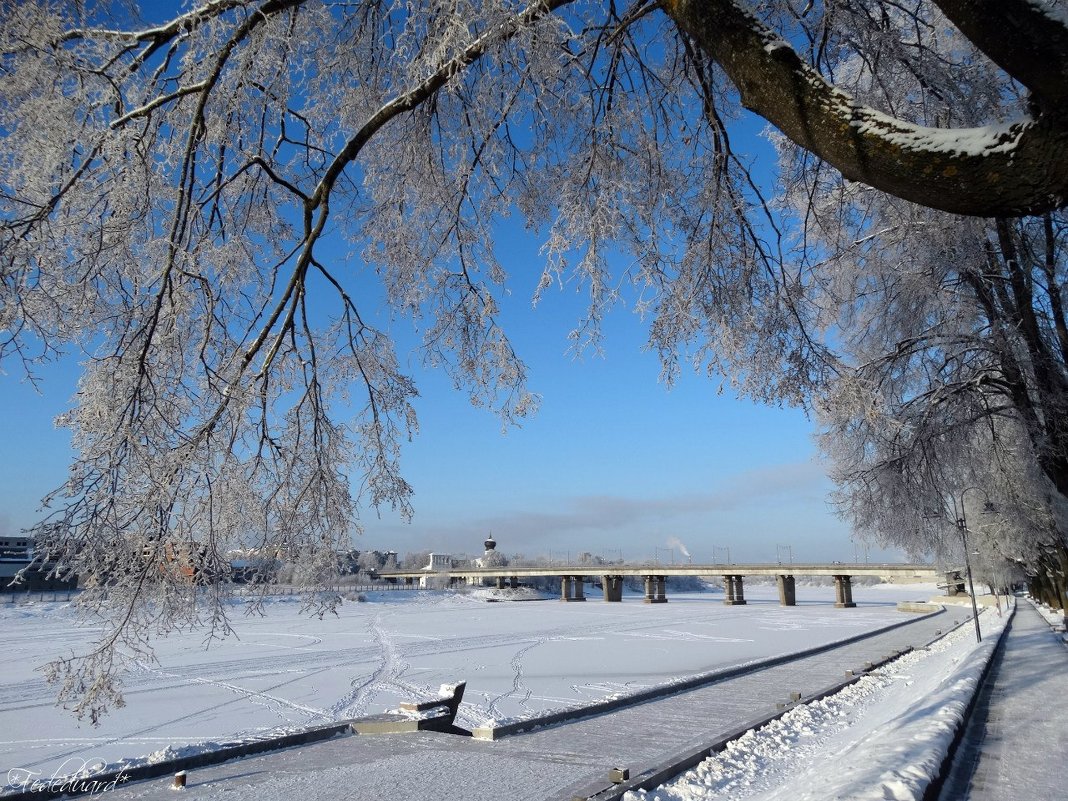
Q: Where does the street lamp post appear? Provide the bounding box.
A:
[955,488,985,644]
[853,542,870,564]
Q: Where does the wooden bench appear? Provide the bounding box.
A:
[350,682,467,735]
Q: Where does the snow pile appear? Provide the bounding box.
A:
[143,743,223,765]
[1027,596,1067,643]
[626,608,1008,801]
[464,586,549,602]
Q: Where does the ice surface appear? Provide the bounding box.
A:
[1,581,938,787]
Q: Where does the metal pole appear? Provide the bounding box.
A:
[957,517,983,643]
[957,489,984,644]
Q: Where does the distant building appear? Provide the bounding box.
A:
[0,536,34,585]
[475,534,508,569]
[142,541,220,584]
[419,552,453,588]
[423,553,453,571]
[0,536,77,592]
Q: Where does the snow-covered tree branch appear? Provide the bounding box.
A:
[663,0,1068,216]
[2,0,1067,718]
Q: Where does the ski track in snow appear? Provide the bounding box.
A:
[485,639,543,720]
[1,586,947,776]
[625,630,754,643]
[143,662,332,722]
[6,665,336,772]
[328,613,423,718]
[0,599,916,719]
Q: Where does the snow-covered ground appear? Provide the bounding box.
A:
[1029,598,1068,645]
[1,581,941,786]
[626,601,1010,801]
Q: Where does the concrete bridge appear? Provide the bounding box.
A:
[376,562,940,608]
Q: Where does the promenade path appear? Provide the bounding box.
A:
[938,601,1068,801]
[101,611,955,801]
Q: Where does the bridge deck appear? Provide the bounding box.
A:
[379,562,939,581]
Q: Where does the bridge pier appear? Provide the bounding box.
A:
[833,574,856,608]
[723,574,747,605]
[509,576,518,589]
[560,575,587,601]
[777,574,796,606]
[602,575,624,602]
[643,575,667,603]
[495,576,506,590]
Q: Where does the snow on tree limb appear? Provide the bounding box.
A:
[662,0,1068,216]
[2,0,1068,722]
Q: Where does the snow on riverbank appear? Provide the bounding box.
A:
[626,603,1009,801]
[1028,597,1068,645]
[1,582,939,784]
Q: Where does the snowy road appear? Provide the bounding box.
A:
[937,602,1068,801]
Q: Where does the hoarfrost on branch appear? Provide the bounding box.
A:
[1,0,1067,718]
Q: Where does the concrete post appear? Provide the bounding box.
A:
[561,575,586,601]
[777,574,796,606]
[723,575,747,605]
[602,575,623,602]
[643,575,667,603]
[833,574,856,608]
[732,575,747,605]
[572,576,586,601]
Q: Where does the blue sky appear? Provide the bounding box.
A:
[0,216,897,566]
[342,225,895,564]
[0,2,906,566]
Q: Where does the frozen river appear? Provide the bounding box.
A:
[0,581,938,780]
